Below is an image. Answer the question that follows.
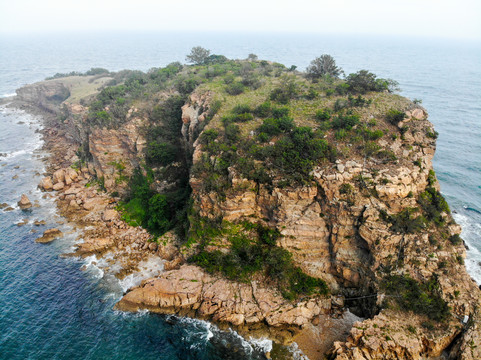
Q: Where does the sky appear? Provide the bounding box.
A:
[0,0,480,40]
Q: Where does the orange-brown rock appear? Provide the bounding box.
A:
[116,265,331,328]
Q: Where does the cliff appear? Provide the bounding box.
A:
[11,56,481,359]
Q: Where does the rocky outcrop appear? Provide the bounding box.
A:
[18,194,32,210]
[36,228,63,243]
[116,265,331,328]
[181,91,212,146]
[88,114,147,192]
[15,81,70,114]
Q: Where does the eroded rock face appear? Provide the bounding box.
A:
[116,265,331,328]
[16,81,70,114]
[88,115,146,192]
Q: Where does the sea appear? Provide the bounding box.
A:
[0,32,480,359]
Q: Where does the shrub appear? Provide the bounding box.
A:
[269,77,298,104]
[331,113,360,130]
[449,234,462,245]
[386,109,406,125]
[254,101,272,117]
[381,275,450,322]
[232,104,252,114]
[258,116,294,137]
[345,70,395,94]
[225,81,245,95]
[272,107,289,119]
[380,208,425,234]
[145,141,177,166]
[147,194,170,233]
[418,187,450,225]
[315,109,331,122]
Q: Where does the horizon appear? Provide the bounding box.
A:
[1,0,480,41]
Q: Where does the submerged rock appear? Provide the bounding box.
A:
[36,228,63,243]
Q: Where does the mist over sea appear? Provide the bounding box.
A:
[1,32,480,359]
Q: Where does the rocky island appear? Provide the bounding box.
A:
[5,49,480,359]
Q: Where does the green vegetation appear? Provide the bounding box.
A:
[306,54,343,80]
[380,208,425,234]
[381,275,450,322]
[189,220,329,300]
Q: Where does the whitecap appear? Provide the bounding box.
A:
[453,212,481,284]
[118,255,165,293]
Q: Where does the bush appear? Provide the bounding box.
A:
[345,70,394,94]
[232,104,252,114]
[269,77,298,104]
[254,102,272,117]
[380,208,425,234]
[315,109,331,122]
[449,234,462,245]
[381,275,450,322]
[418,187,450,225]
[225,81,245,95]
[386,109,406,125]
[331,113,360,130]
[145,141,177,166]
[258,116,294,137]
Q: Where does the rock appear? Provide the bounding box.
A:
[52,169,65,184]
[33,220,46,226]
[148,242,158,251]
[39,177,53,190]
[116,265,331,328]
[73,238,114,256]
[18,194,32,209]
[65,167,78,181]
[0,203,8,209]
[16,218,29,226]
[53,182,65,191]
[36,228,63,243]
[4,207,14,212]
[102,209,118,221]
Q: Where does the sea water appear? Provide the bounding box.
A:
[0,32,480,359]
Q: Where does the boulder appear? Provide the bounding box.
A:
[36,228,63,243]
[40,177,54,191]
[18,194,32,209]
[53,182,65,191]
[102,209,118,221]
[52,169,65,184]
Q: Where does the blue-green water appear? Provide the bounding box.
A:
[1,32,480,359]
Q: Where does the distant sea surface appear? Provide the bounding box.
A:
[0,32,480,359]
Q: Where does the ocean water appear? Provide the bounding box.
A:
[0,32,480,359]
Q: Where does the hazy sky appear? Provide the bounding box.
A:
[1,0,480,40]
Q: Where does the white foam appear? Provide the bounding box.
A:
[0,93,16,98]
[286,342,310,360]
[453,212,481,284]
[248,336,273,353]
[118,255,165,293]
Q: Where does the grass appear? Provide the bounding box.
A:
[49,75,113,104]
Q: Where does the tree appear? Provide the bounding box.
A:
[306,54,343,79]
[186,46,211,65]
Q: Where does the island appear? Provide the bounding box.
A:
[7,48,481,359]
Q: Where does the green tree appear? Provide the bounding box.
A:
[186,46,211,65]
[306,54,343,79]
